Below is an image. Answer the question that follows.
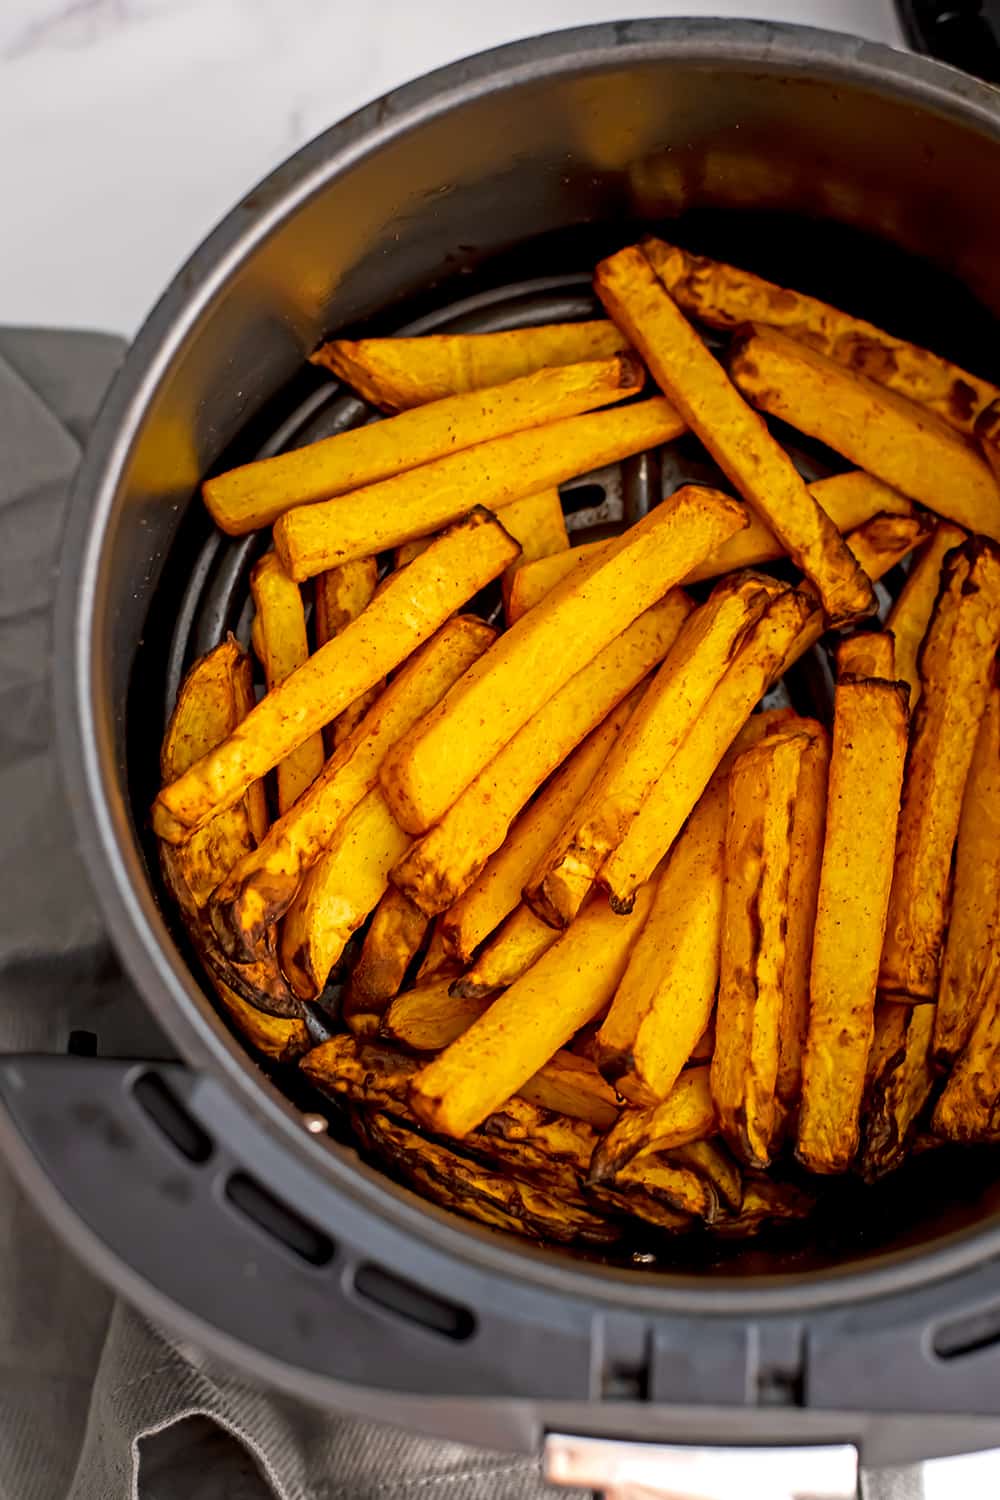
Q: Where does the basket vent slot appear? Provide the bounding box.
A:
[353,1262,475,1341]
[934,1305,1000,1362]
[225,1172,335,1266]
[133,1071,212,1164]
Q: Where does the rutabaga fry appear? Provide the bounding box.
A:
[881,540,1000,1002]
[609,1153,719,1223]
[712,1175,815,1237]
[313,556,382,749]
[344,886,429,1022]
[273,396,683,580]
[836,631,898,682]
[249,552,325,813]
[451,904,561,1000]
[155,509,517,844]
[798,640,909,1174]
[593,245,875,625]
[859,1001,936,1181]
[644,236,1000,436]
[440,706,625,964]
[599,586,819,914]
[416,924,458,984]
[977,399,1000,486]
[888,524,967,708]
[671,1138,743,1213]
[518,1052,621,1132]
[497,487,569,619]
[279,787,411,999]
[205,354,643,534]
[932,970,1000,1143]
[380,981,490,1053]
[312,321,631,410]
[381,484,746,836]
[588,1066,715,1183]
[505,544,600,624]
[933,681,1000,1069]
[211,614,495,960]
[730,324,1000,540]
[391,597,688,917]
[527,569,782,929]
[410,887,655,1139]
[712,731,806,1168]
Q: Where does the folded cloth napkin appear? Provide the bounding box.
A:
[0,328,924,1500]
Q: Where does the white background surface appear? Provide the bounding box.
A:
[2,0,906,335]
[7,1,1000,1494]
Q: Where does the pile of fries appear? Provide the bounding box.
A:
[153,238,1000,1250]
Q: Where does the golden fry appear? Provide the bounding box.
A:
[505,545,599,623]
[932,972,1000,1143]
[497,487,569,618]
[212,615,495,960]
[274,396,682,580]
[249,553,325,813]
[280,787,411,998]
[380,980,490,1053]
[611,1153,719,1222]
[381,484,745,836]
[416,924,457,983]
[712,731,806,1168]
[518,1052,620,1131]
[933,682,1000,1068]
[599,587,819,914]
[441,704,623,963]
[594,245,874,625]
[391,597,688,916]
[452,905,560,1000]
[410,888,655,1139]
[730,324,1000,540]
[644,236,999,436]
[528,569,782,928]
[977,399,1000,485]
[206,355,642,534]
[588,1066,715,1183]
[836,631,897,681]
[312,322,631,410]
[155,510,516,844]
[344,886,429,1022]
[881,541,1000,1001]
[798,641,908,1174]
[859,1001,936,1181]
[888,523,967,708]
[313,556,381,749]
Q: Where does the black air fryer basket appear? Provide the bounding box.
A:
[6,18,1000,1481]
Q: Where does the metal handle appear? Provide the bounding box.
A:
[543,1434,859,1500]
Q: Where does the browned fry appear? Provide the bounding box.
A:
[881,540,1000,1002]
[932,680,1000,1069]
[932,970,1000,1143]
[711,1175,814,1237]
[859,1001,936,1181]
[977,399,1000,485]
[610,1153,719,1223]
[588,1066,715,1184]
[451,904,560,1001]
[416,924,458,983]
[154,510,517,844]
[381,484,744,836]
[527,569,782,929]
[314,556,378,646]
[712,730,807,1168]
[798,639,909,1174]
[644,236,1000,436]
[887,524,966,708]
[380,982,492,1054]
[211,615,495,961]
[517,1052,621,1132]
[599,587,819,914]
[344,886,429,1022]
[837,631,897,681]
[390,596,688,916]
[250,552,325,813]
[593,244,875,625]
[671,1138,743,1213]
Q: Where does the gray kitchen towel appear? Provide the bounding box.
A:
[0,328,924,1500]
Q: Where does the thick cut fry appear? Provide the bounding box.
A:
[933,683,1000,1069]
[391,598,688,916]
[798,653,909,1175]
[314,556,378,646]
[712,732,805,1168]
[280,787,410,998]
[273,396,683,580]
[212,615,495,960]
[932,972,1000,1143]
[836,630,897,682]
[505,545,598,622]
[206,355,642,534]
[154,511,515,845]
[518,1053,620,1132]
[382,485,746,835]
[594,775,727,1103]
[611,1153,719,1222]
[859,1001,936,1181]
[600,587,819,913]
[410,887,655,1139]
[249,553,325,813]
[672,1139,743,1213]
[345,886,429,1021]
[528,569,781,928]
[730,324,1000,541]
[312,322,631,410]
[452,905,560,1000]
[380,980,490,1053]
[594,246,874,625]
[977,399,1000,485]
[498,487,569,617]
[644,237,1000,436]
[712,1175,814,1237]
[588,1066,715,1183]
[416,925,457,983]
[440,704,624,963]
[888,524,966,709]
[881,541,1000,1001]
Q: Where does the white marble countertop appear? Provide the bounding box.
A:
[1,0,906,337]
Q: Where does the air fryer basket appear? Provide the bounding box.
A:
[8,17,1000,1469]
